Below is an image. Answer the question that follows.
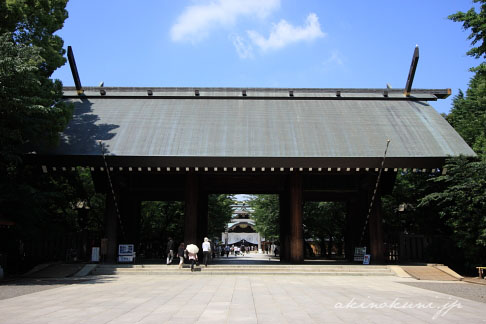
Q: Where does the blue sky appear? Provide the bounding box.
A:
[52,0,480,114]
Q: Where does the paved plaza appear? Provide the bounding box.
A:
[1,272,486,324]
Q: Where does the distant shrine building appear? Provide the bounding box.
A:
[222,203,262,252]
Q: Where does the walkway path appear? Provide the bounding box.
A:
[1,273,486,323]
[1,253,485,323]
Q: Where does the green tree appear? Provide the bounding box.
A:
[249,195,280,242]
[0,0,72,161]
[418,157,486,268]
[381,171,448,237]
[398,2,486,272]
[447,1,486,156]
[208,194,234,239]
[140,201,185,252]
[446,73,486,155]
[0,0,72,226]
[1,0,69,76]
[449,0,486,60]
[303,201,346,257]
[138,195,233,255]
[0,1,78,272]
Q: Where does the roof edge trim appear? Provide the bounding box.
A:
[62,86,450,100]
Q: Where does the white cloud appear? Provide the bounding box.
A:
[170,0,280,43]
[323,51,344,67]
[247,13,325,52]
[231,34,254,59]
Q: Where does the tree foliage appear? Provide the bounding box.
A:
[0,0,73,230]
[138,194,234,256]
[249,195,280,241]
[208,194,234,239]
[249,195,347,256]
[447,1,486,156]
[446,70,486,155]
[140,201,185,250]
[449,0,486,61]
[0,1,85,271]
[378,3,486,271]
[303,201,345,256]
[0,0,72,162]
[418,157,486,266]
[381,171,449,236]
[1,0,69,76]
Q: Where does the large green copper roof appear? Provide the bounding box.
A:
[43,87,474,169]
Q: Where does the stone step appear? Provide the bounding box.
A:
[92,270,394,276]
[94,267,391,272]
[91,264,395,276]
[95,264,391,269]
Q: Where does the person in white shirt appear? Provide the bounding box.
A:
[202,237,211,267]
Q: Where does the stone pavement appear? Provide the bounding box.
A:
[1,274,486,323]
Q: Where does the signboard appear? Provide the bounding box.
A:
[91,247,100,262]
[354,247,366,262]
[118,255,135,263]
[118,244,135,263]
[118,244,134,256]
[363,254,371,265]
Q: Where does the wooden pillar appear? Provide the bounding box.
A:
[197,191,208,260]
[289,174,304,263]
[344,200,352,261]
[368,197,385,263]
[279,191,290,262]
[104,191,118,263]
[184,174,198,245]
[133,200,141,252]
[119,193,140,246]
[345,197,359,261]
[128,198,141,249]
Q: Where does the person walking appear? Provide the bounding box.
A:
[185,244,199,272]
[202,237,211,267]
[166,237,174,265]
[177,242,185,269]
[225,245,230,257]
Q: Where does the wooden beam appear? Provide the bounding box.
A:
[404,46,419,97]
[67,46,83,95]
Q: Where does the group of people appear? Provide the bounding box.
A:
[221,244,251,257]
[165,237,213,272]
[165,237,259,271]
[264,243,280,257]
